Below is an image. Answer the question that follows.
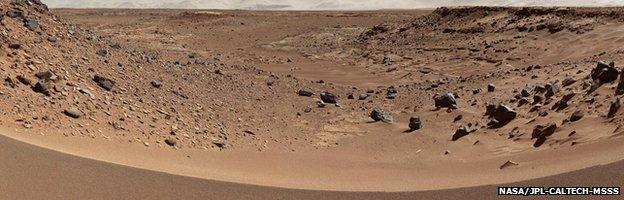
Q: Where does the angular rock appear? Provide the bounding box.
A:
[532,123,557,147]
[492,105,517,126]
[591,61,619,83]
[544,83,559,98]
[93,75,115,91]
[452,123,477,141]
[371,108,393,123]
[487,83,495,92]
[320,92,338,104]
[434,93,457,109]
[521,87,531,97]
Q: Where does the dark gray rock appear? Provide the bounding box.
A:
[591,61,619,83]
[320,92,338,104]
[63,108,83,119]
[165,138,177,146]
[371,108,393,123]
[487,84,495,92]
[8,43,20,49]
[16,75,31,85]
[93,75,115,91]
[32,80,51,96]
[492,105,517,125]
[532,123,557,147]
[298,89,314,97]
[569,110,584,122]
[434,93,457,109]
[23,18,38,31]
[409,117,422,131]
[544,83,559,98]
[552,92,576,111]
[608,98,621,118]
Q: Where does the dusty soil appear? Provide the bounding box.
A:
[0,1,623,198]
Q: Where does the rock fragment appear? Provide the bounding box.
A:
[499,160,519,170]
[608,98,621,118]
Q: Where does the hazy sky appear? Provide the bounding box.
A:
[40,0,624,10]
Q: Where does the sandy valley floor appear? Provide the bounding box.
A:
[0,1,623,199]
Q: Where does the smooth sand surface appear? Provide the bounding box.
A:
[0,133,622,199]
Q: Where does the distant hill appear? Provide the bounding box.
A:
[42,0,624,10]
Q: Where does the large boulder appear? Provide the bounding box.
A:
[591,61,619,83]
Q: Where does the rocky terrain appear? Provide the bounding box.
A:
[1,0,624,195]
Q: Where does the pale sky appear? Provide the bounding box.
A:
[40,0,624,10]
